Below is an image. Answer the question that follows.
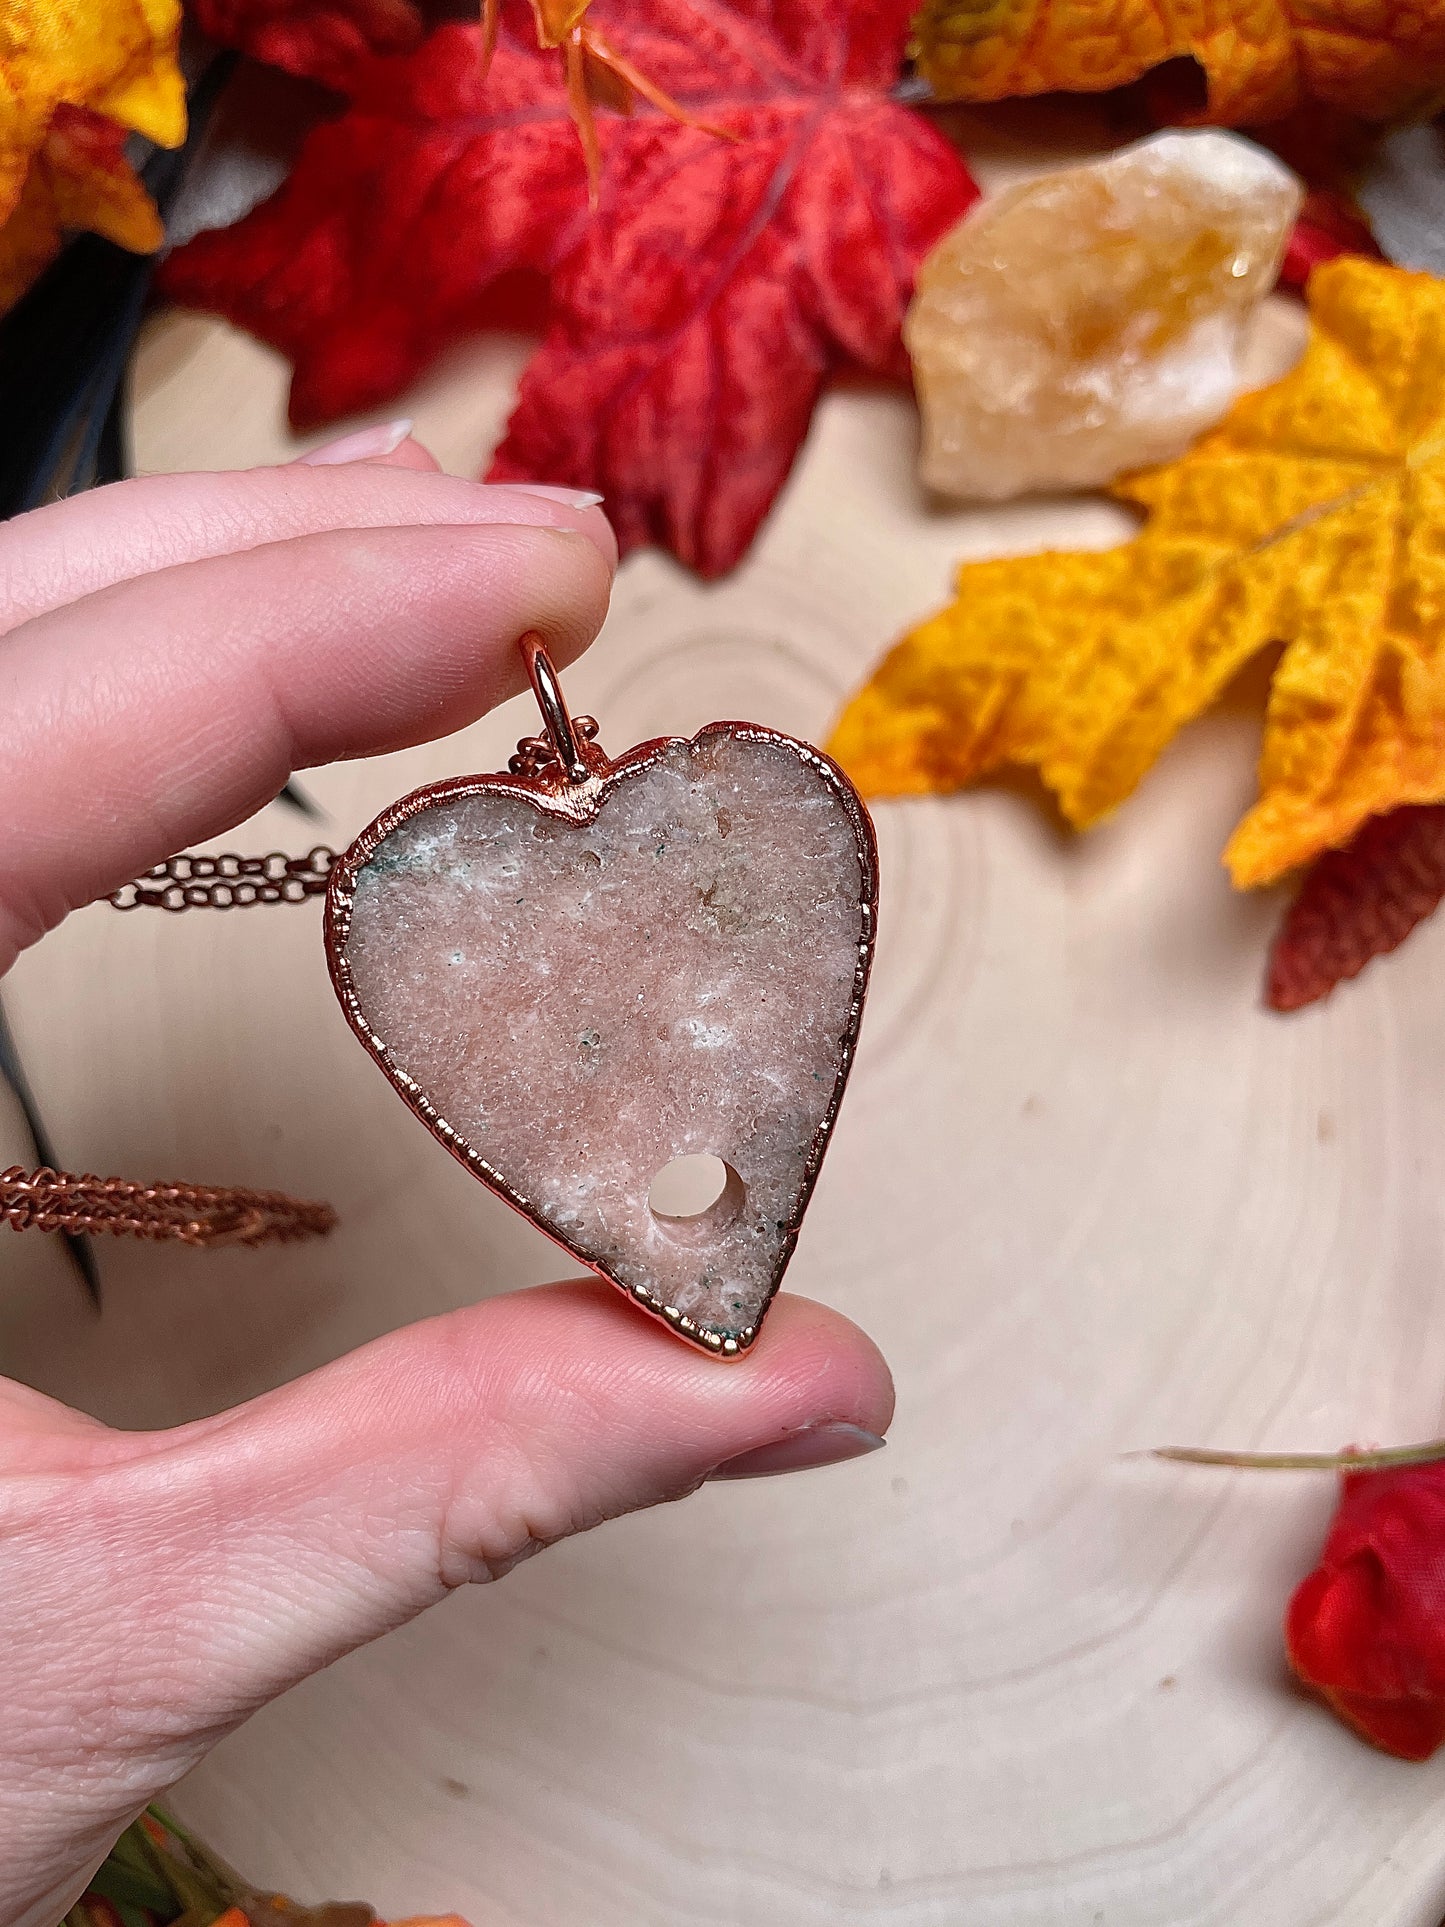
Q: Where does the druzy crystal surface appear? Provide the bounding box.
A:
[906,131,1302,501]
[341,732,871,1345]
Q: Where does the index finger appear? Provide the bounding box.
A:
[0,463,617,636]
[0,518,613,969]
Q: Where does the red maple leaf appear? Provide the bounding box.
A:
[1266,804,1445,1011]
[163,1,977,576]
[191,0,424,90]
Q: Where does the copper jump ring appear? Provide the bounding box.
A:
[521,630,589,779]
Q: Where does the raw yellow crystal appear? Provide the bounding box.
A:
[906,131,1302,502]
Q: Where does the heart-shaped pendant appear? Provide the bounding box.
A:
[325,636,877,1356]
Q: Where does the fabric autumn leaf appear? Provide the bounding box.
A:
[911,0,1445,125]
[188,0,424,92]
[1267,804,1445,1010]
[161,0,977,577]
[831,258,1445,890]
[0,0,186,313]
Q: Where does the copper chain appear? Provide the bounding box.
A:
[3,846,351,1254]
[0,1166,336,1248]
[109,846,337,911]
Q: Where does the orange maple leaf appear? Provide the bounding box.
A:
[830,257,1445,890]
[0,0,186,313]
[910,0,1445,125]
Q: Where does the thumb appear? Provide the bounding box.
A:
[3,1284,891,1921]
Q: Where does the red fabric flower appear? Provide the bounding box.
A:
[1287,1461,1445,1759]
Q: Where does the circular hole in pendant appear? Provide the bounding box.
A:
[648,1154,744,1238]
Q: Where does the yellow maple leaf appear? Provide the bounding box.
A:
[910,0,1445,126]
[0,0,185,313]
[830,258,1445,889]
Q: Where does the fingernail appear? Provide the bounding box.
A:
[297,419,414,465]
[707,1422,887,1482]
[503,483,605,509]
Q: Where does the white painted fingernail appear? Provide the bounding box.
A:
[297,419,414,465]
[503,484,605,509]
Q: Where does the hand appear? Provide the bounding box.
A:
[0,429,893,1927]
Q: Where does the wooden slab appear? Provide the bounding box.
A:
[5,123,1445,1925]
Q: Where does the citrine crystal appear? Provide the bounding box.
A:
[906,131,1302,501]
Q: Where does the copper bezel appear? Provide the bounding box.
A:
[323,721,879,1358]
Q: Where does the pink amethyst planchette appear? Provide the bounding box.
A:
[324,643,877,1357]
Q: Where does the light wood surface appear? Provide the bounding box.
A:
[7,126,1445,1926]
